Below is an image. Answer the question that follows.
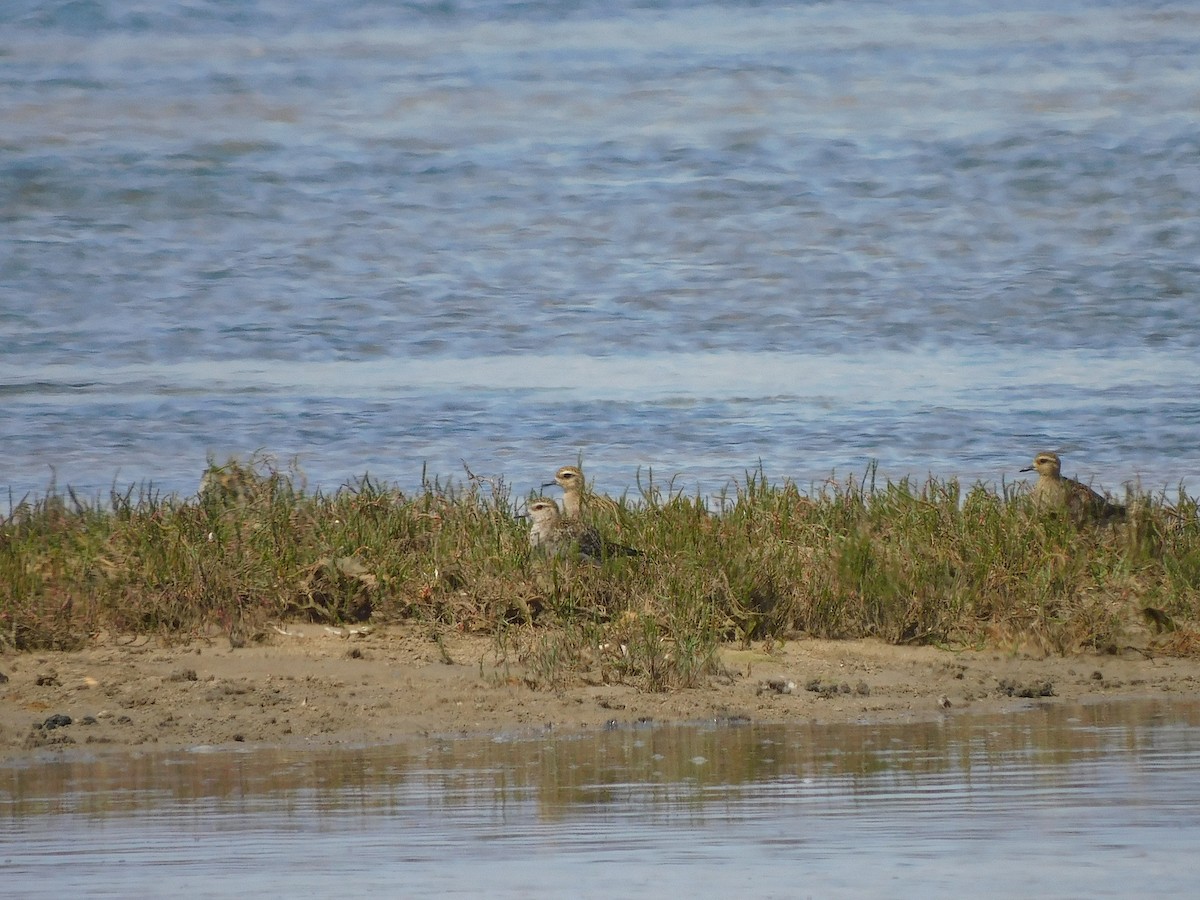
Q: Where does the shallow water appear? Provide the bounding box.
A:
[3,0,1199,502]
[3,700,1199,898]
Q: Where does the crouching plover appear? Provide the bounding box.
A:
[526,497,640,561]
[1020,452,1126,524]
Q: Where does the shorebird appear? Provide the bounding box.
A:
[543,464,621,519]
[199,458,273,506]
[526,497,640,561]
[1020,452,1125,523]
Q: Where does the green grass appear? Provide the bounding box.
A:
[3,457,1198,689]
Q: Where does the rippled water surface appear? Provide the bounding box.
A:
[3,701,1200,898]
[3,0,1199,500]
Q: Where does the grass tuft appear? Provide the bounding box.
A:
[4,460,1199,687]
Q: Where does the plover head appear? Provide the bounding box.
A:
[543,465,585,491]
[1021,452,1062,478]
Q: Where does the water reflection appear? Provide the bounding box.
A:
[4,700,1200,897]
[4,699,1197,821]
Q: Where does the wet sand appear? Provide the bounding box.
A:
[3,623,1197,761]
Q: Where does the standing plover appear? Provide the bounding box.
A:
[1020,452,1125,523]
[543,464,622,519]
[526,497,639,561]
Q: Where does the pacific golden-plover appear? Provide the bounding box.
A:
[1020,451,1125,523]
[543,464,622,519]
[526,497,639,561]
[198,458,275,507]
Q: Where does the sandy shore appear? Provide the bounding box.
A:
[3,623,1197,761]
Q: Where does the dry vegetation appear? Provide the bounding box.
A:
[4,457,1199,691]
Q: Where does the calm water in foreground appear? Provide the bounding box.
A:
[3,0,1199,503]
[3,700,1200,898]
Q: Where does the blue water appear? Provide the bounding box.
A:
[3,700,1200,898]
[3,0,1199,502]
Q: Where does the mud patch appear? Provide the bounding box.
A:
[3,625,1199,760]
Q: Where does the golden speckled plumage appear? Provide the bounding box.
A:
[526,497,639,561]
[1020,452,1125,524]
